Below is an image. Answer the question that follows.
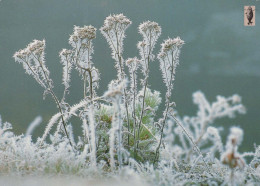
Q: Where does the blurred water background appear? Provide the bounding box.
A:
[0,0,259,152]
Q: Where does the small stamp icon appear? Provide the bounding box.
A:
[244,6,255,26]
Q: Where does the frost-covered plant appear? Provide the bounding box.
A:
[221,127,245,185]
[100,14,132,146]
[5,13,260,185]
[154,37,184,162]
[136,21,161,156]
[68,25,100,99]
[13,40,71,145]
[165,91,246,163]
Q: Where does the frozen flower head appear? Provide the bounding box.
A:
[100,14,131,80]
[221,127,245,169]
[158,37,184,59]
[228,127,243,147]
[221,150,245,169]
[27,40,45,54]
[100,13,132,51]
[158,37,184,91]
[13,49,29,62]
[59,49,73,58]
[126,57,140,66]
[126,57,140,71]
[138,21,161,37]
[137,21,161,65]
[23,39,45,58]
[100,14,131,33]
[13,39,52,91]
[13,40,45,62]
[69,25,96,48]
[13,39,46,63]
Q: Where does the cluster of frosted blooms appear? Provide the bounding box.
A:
[126,57,141,72]
[69,25,96,42]
[138,21,161,37]
[100,14,132,80]
[158,37,184,59]
[157,37,184,94]
[59,48,73,57]
[13,40,45,61]
[100,14,132,33]
[137,21,161,73]
[13,40,53,92]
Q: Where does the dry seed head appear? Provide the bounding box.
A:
[101,14,132,32]
[13,49,29,60]
[126,57,141,66]
[59,49,73,58]
[75,25,96,39]
[69,25,96,45]
[13,40,45,60]
[221,151,245,169]
[139,21,161,35]
[137,41,146,49]
[159,37,184,56]
[27,40,45,53]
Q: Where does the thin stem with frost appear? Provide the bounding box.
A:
[126,57,140,158]
[135,22,161,155]
[170,113,212,174]
[88,105,97,168]
[69,25,98,100]
[100,14,132,146]
[13,40,72,146]
[153,37,184,163]
[34,54,72,145]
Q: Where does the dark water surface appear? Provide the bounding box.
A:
[0,0,259,152]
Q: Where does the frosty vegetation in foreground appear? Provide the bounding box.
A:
[1,13,258,185]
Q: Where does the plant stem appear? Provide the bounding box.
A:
[114,30,130,147]
[170,114,212,174]
[32,54,72,146]
[136,31,152,154]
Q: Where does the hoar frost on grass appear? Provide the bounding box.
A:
[0,13,258,185]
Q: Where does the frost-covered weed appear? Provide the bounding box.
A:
[1,13,258,185]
